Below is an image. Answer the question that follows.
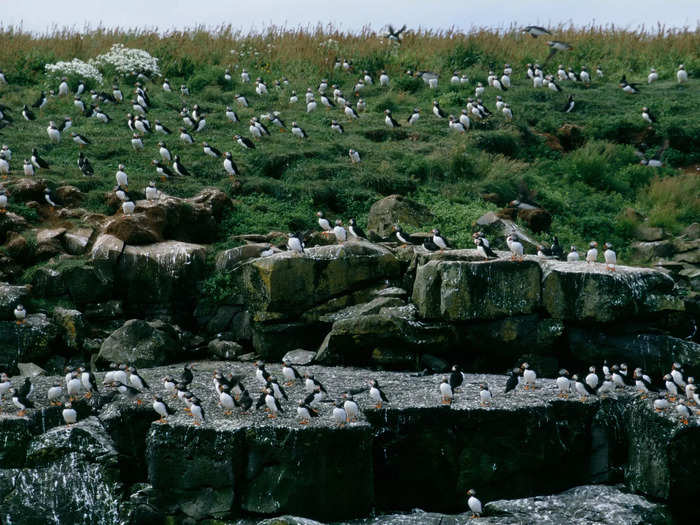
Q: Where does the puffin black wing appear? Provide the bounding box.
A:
[423,238,440,251]
[314,379,328,394]
[505,371,519,393]
[449,369,463,390]
[483,244,497,257]
[89,371,100,393]
[180,365,193,386]
[255,391,267,410]
[274,397,284,413]
[19,378,32,398]
[303,392,316,405]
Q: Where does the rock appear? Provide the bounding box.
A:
[58,261,114,304]
[233,240,400,320]
[682,222,700,240]
[207,339,243,359]
[215,243,274,271]
[556,123,586,151]
[515,207,552,233]
[0,282,31,320]
[541,260,681,322]
[635,225,666,242]
[673,248,700,264]
[35,227,66,244]
[420,353,449,372]
[4,177,46,202]
[630,240,675,263]
[367,194,435,239]
[375,286,408,298]
[412,259,541,321]
[84,300,123,320]
[281,349,316,365]
[17,362,45,377]
[568,330,700,378]
[318,296,405,323]
[0,313,60,371]
[0,212,28,244]
[62,227,93,255]
[98,319,182,367]
[52,307,85,351]
[484,484,672,525]
[103,207,165,245]
[54,185,84,207]
[625,398,699,520]
[252,321,327,360]
[0,418,32,467]
[5,231,33,262]
[91,235,208,305]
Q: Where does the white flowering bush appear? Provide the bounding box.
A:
[92,43,160,76]
[44,58,103,83]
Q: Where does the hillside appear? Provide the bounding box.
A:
[0,26,698,297]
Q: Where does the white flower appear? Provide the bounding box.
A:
[44,58,103,83]
[92,43,160,76]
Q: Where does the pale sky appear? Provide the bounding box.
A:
[2,0,698,33]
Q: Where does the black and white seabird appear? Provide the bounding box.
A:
[385,24,407,42]
[393,224,421,246]
[348,218,366,239]
[291,121,308,139]
[506,234,524,260]
[173,156,191,176]
[202,141,222,157]
[521,362,537,390]
[223,152,239,176]
[449,364,464,391]
[563,95,575,113]
[619,75,640,94]
[31,148,49,170]
[317,211,332,233]
[297,400,319,424]
[384,109,400,128]
[153,395,175,422]
[505,368,519,394]
[642,107,657,125]
[369,379,389,409]
[10,388,33,417]
[22,104,35,121]
[235,134,255,150]
[348,149,361,164]
[522,25,551,38]
[475,237,497,259]
[440,377,453,405]
[467,489,483,518]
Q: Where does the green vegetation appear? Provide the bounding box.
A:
[0,25,698,260]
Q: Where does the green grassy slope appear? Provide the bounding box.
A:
[0,27,698,263]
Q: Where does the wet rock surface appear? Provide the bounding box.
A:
[4,361,693,523]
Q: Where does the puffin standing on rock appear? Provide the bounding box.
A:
[506,234,524,261]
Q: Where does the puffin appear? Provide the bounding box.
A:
[432,101,446,118]
[94,107,111,123]
[0,157,8,179]
[62,402,77,425]
[407,108,420,125]
[218,385,235,415]
[392,224,420,246]
[585,366,600,394]
[522,25,551,38]
[317,211,332,233]
[567,246,579,262]
[14,304,27,324]
[379,70,390,86]
[348,149,361,164]
[479,384,492,406]
[236,389,253,412]
[112,84,123,101]
[134,116,150,134]
[268,377,288,401]
[289,91,299,104]
[642,107,656,125]
[129,367,150,391]
[223,152,239,176]
[225,106,238,122]
[306,96,317,112]
[670,363,686,389]
[47,121,61,143]
[432,229,449,250]
[545,41,573,64]
[145,181,158,201]
[297,400,319,424]
[467,489,483,518]
[79,366,99,398]
[348,218,365,239]
[291,121,308,139]
[385,24,407,42]
[115,164,129,189]
[619,75,640,94]
[384,109,400,128]
[47,382,64,406]
[556,369,571,397]
[131,133,144,150]
[332,400,348,427]
[11,388,34,417]
[286,232,304,254]
[369,379,389,409]
[563,95,575,113]
[521,362,537,390]
[0,372,11,398]
[173,156,191,176]
[653,393,671,412]
[676,402,692,425]
[22,104,35,121]
[264,388,283,418]
[586,241,598,263]
[32,91,48,109]
[439,377,453,405]
[506,234,524,261]
[502,104,513,121]
[677,64,688,83]
[70,131,91,148]
[153,395,175,422]
[282,359,302,385]
[505,369,519,394]
[333,219,347,242]
[179,128,194,144]
[570,374,588,401]
[598,375,615,397]
[240,69,250,83]
[152,159,174,180]
[66,371,83,401]
[23,159,35,177]
[180,363,195,387]
[235,134,255,149]
[202,141,222,158]
[31,148,49,170]
[190,398,205,425]
[255,362,271,385]
[343,393,360,422]
[603,243,616,271]
[331,120,345,133]
[449,364,465,391]
[122,196,135,215]
[344,102,359,119]
[611,365,626,389]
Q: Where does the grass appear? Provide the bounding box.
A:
[0,25,698,269]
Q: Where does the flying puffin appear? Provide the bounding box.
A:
[432,101,446,118]
[291,121,308,139]
[545,41,573,64]
[385,24,407,42]
[522,25,551,38]
[586,241,598,263]
[235,134,255,149]
[384,109,400,128]
[506,234,524,260]
[619,75,640,94]
[603,242,616,271]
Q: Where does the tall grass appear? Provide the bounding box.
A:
[641,174,700,232]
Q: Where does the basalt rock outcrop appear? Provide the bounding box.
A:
[0,362,694,524]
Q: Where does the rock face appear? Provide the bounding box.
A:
[367,194,435,239]
[0,314,59,371]
[0,282,31,320]
[98,319,182,367]
[233,241,401,320]
[541,261,679,322]
[412,259,542,321]
[91,234,207,306]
